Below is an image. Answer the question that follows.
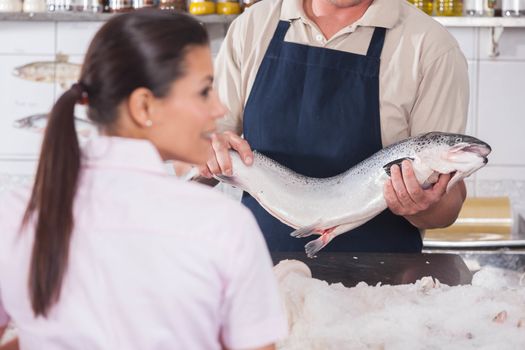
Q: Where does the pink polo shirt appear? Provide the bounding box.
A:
[0,136,287,349]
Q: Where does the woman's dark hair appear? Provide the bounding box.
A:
[23,9,209,317]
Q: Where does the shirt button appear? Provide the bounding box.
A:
[316,34,324,42]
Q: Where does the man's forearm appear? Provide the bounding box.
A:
[0,339,19,350]
[405,181,466,229]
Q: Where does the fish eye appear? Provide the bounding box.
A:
[455,137,462,143]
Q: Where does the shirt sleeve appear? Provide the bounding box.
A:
[214,17,245,136]
[219,210,288,349]
[410,45,469,136]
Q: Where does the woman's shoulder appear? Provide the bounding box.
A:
[158,178,253,221]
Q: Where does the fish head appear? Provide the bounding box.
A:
[13,63,36,81]
[414,132,491,192]
[12,67,22,77]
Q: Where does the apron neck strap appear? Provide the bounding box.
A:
[268,21,292,56]
[366,27,387,59]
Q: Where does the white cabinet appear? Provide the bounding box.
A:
[447,27,477,60]
[479,27,525,60]
[0,22,54,54]
[56,22,104,55]
[478,61,525,167]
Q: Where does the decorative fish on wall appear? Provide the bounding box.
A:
[13,113,96,138]
[12,54,81,89]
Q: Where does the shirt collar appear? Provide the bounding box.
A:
[82,136,168,176]
[280,0,400,29]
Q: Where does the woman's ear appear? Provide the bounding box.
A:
[127,87,158,128]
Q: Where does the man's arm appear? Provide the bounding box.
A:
[0,326,19,350]
[385,44,469,228]
[198,18,254,180]
[214,17,245,136]
[409,45,469,138]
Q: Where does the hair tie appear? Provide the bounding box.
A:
[71,82,89,105]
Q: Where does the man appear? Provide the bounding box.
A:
[201,0,469,252]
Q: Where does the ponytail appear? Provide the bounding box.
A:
[23,83,84,317]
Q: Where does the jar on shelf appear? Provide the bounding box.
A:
[434,0,464,16]
[240,0,259,10]
[464,0,496,16]
[158,0,185,11]
[108,0,132,12]
[408,0,434,16]
[132,0,155,8]
[23,0,46,11]
[502,0,524,16]
[47,0,73,11]
[188,0,215,15]
[81,0,103,12]
[216,0,240,14]
[0,0,22,11]
[494,0,502,16]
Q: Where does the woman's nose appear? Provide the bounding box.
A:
[211,91,228,119]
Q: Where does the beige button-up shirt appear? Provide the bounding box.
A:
[214,0,469,147]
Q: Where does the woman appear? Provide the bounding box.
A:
[0,10,286,350]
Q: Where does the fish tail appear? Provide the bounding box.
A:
[290,220,322,238]
[305,233,333,258]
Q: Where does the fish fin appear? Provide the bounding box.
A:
[305,233,334,258]
[56,53,69,63]
[383,157,415,177]
[422,171,440,189]
[290,219,323,238]
[213,174,244,189]
[446,162,484,193]
[446,171,464,193]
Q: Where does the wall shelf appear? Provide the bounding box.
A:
[433,16,525,27]
[2,12,525,27]
[0,11,238,24]
[434,17,525,57]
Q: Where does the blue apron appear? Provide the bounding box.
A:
[242,20,422,253]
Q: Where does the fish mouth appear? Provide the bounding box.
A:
[462,143,491,157]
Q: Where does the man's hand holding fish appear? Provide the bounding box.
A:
[384,159,466,230]
[199,130,254,178]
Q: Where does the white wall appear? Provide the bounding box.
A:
[447,27,525,205]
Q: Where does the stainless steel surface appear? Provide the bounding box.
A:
[424,239,525,249]
[271,252,473,287]
[424,248,525,273]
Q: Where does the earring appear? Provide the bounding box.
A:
[145,119,153,127]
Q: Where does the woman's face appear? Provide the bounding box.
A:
[150,45,226,165]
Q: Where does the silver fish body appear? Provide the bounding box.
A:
[13,55,81,88]
[215,132,492,257]
[13,113,96,138]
